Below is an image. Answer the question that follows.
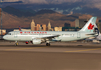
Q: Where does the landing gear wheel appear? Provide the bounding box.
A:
[46,43,50,46]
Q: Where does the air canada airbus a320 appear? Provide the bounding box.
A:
[3,17,99,46]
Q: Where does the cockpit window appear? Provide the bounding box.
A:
[7,33,11,35]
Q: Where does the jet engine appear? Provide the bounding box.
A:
[32,39,41,44]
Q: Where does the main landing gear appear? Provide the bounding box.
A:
[46,43,50,46]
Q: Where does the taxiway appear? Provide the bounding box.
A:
[0,41,101,70]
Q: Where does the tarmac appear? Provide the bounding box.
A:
[0,41,101,70]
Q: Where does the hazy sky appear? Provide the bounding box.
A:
[3,0,101,10]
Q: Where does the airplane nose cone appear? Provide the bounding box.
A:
[3,36,6,40]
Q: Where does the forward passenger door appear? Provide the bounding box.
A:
[14,32,17,38]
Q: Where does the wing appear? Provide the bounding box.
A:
[32,35,60,42]
[37,35,60,39]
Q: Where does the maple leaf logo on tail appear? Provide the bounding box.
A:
[88,23,94,30]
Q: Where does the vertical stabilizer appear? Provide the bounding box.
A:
[79,17,97,32]
[19,26,22,31]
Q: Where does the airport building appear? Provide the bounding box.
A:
[97,23,101,33]
[99,20,101,22]
[31,19,35,31]
[0,29,6,35]
[48,21,51,31]
[51,28,54,31]
[64,23,71,27]
[36,24,41,31]
[98,20,101,33]
[42,24,46,31]
[34,26,37,31]
[54,27,62,31]
[62,27,81,31]
[75,19,87,28]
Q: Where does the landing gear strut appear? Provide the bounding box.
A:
[15,41,18,46]
[46,43,50,46]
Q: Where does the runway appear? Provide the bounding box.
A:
[0,41,101,70]
[1,45,101,53]
[0,41,101,53]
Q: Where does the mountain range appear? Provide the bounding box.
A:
[1,6,100,30]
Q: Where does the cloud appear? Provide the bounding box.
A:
[3,0,101,10]
[3,0,20,2]
[82,0,101,10]
[3,0,47,4]
[2,0,83,4]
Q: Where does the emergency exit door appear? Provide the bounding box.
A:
[77,32,80,38]
[14,32,17,38]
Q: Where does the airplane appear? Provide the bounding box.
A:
[3,17,99,46]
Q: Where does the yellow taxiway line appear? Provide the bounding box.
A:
[65,48,101,52]
[4,47,46,51]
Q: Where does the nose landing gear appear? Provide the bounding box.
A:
[15,41,18,46]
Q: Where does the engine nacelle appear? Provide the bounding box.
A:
[32,39,41,45]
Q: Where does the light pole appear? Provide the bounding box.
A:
[0,0,2,38]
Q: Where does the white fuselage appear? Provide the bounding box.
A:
[3,31,97,42]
